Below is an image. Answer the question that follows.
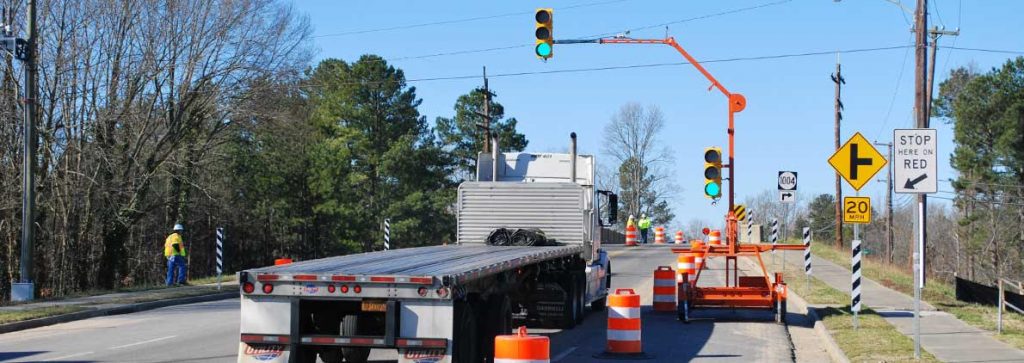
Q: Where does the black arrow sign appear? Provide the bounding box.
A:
[904,174,928,189]
[782,192,793,200]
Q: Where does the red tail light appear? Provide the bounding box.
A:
[417,287,428,297]
[327,284,336,293]
[340,285,349,293]
[242,282,255,294]
[262,283,274,294]
[353,285,362,294]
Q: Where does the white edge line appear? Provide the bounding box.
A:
[109,335,177,350]
[552,346,578,362]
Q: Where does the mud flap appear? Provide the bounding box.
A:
[237,343,290,363]
[398,348,450,363]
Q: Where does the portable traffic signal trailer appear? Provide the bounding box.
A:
[674,212,805,324]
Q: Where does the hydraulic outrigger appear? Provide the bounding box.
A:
[559,36,807,322]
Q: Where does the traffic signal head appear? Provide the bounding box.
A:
[703,147,723,199]
[535,8,553,59]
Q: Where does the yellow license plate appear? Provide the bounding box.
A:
[361,299,387,312]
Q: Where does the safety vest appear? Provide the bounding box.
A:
[164,233,187,258]
[638,218,651,230]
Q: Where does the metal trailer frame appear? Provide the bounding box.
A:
[237,245,608,363]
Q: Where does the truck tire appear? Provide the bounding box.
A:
[453,301,482,363]
[483,296,512,363]
[574,273,585,324]
[557,277,578,329]
[340,315,370,363]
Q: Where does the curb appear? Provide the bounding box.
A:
[789,293,850,363]
[0,291,237,334]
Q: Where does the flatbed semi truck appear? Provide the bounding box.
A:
[237,134,616,363]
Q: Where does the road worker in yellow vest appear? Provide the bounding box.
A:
[638,214,652,244]
[165,224,188,286]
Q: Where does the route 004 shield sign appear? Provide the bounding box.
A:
[843,197,871,224]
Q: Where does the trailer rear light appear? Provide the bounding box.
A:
[436,287,449,298]
[327,284,336,293]
[370,276,395,283]
[262,283,274,294]
[256,274,280,282]
[340,285,349,293]
[241,334,290,344]
[417,287,428,297]
[293,274,318,281]
[331,275,356,282]
[353,285,362,294]
[409,277,433,284]
[396,338,447,348]
[242,282,255,294]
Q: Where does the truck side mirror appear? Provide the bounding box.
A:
[607,193,618,225]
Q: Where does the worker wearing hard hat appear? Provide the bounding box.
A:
[164,224,188,286]
[638,214,652,244]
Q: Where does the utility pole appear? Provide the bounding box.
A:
[13,0,37,301]
[832,56,845,249]
[875,141,894,264]
[912,1,927,358]
[476,66,492,153]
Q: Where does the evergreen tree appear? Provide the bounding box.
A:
[436,88,528,178]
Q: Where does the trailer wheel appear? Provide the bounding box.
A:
[340,315,370,363]
[557,277,579,329]
[483,296,513,363]
[453,301,482,363]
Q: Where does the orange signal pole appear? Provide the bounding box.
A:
[598,37,747,249]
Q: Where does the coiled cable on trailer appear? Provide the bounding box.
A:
[486,228,558,246]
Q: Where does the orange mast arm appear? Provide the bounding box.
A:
[598,37,735,100]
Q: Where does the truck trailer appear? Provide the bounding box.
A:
[237,134,617,363]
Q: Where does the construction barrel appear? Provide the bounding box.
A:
[709,229,722,246]
[674,230,684,244]
[625,225,638,246]
[652,266,676,312]
[494,326,549,363]
[654,227,666,244]
[606,288,642,354]
[676,253,696,284]
[691,241,705,270]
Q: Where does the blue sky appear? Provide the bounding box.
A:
[291,0,1024,227]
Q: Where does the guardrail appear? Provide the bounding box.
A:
[998,278,1024,334]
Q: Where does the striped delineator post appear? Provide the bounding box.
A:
[803,227,812,286]
[652,266,676,312]
[494,326,549,363]
[771,219,778,249]
[383,218,391,250]
[216,227,224,290]
[852,238,863,328]
[606,288,641,354]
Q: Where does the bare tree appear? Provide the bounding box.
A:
[601,103,677,225]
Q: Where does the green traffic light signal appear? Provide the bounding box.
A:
[535,43,552,58]
[704,181,721,197]
[703,147,723,199]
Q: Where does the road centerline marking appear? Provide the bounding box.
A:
[109,335,177,350]
[552,346,577,362]
[42,351,93,361]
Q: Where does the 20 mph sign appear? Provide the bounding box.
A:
[894,129,937,194]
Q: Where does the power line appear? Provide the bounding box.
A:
[931,195,1024,208]
[947,46,1024,55]
[939,179,1024,190]
[579,0,793,38]
[312,0,629,38]
[876,34,913,141]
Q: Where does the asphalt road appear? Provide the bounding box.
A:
[0,245,794,362]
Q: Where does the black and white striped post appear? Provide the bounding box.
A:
[747,210,754,242]
[852,238,863,329]
[771,218,779,266]
[803,227,812,287]
[383,219,391,251]
[216,227,224,291]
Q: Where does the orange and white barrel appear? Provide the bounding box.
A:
[676,254,696,284]
[709,229,722,246]
[674,231,684,244]
[625,225,638,246]
[607,288,642,354]
[654,227,666,244]
[494,326,549,363]
[652,266,676,312]
[690,241,705,270]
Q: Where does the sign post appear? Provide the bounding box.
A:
[828,132,887,329]
[894,128,937,358]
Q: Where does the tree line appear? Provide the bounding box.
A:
[0,0,529,299]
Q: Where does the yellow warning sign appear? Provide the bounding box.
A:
[843,197,871,224]
[828,132,888,191]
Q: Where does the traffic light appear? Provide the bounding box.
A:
[535,8,553,59]
[703,147,722,199]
